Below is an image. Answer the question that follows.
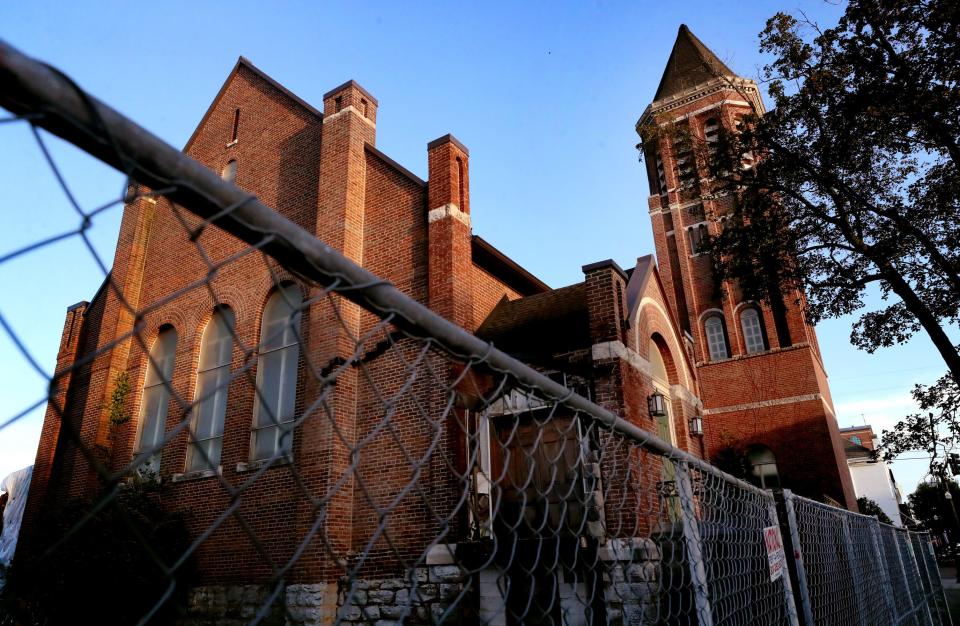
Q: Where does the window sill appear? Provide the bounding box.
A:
[236,456,292,473]
[226,139,238,148]
[171,466,222,483]
[698,342,811,367]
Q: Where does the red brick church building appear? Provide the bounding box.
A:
[19,24,854,624]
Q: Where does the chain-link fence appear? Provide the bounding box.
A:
[0,39,946,626]
[780,490,951,626]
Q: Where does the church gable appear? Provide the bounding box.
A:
[180,58,322,229]
[626,255,697,391]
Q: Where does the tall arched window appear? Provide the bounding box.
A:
[704,316,729,361]
[187,307,234,472]
[746,445,780,490]
[135,326,177,475]
[741,308,767,354]
[251,284,302,460]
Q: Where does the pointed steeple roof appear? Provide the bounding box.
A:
[654,24,736,102]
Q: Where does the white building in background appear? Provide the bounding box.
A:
[840,425,903,526]
[0,465,33,590]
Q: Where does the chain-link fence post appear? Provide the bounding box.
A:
[768,498,801,626]
[839,516,867,626]
[912,531,946,625]
[903,530,936,625]
[892,529,924,624]
[676,461,714,626]
[780,490,814,626]
[868,517,899,623]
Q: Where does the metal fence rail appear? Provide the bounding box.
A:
[781,490,951,626]
[0,38,947,626]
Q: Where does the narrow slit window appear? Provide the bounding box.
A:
[231,109,240,143]
[456,157,466,211]
[704,117,719,155]
[655,151,667,193]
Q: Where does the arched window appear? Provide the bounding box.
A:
[135,326,177,475]
[741,308,767,354]
[850,435,862,445]
[251,284,303,460]
[704,316,729,361]
[746,445,780,490]
[649,338,669,383]
[221,159,237,183]
[187,307,234,472]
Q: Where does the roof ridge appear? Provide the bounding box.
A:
[237,56,322,118]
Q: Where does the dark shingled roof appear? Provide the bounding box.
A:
[654,24,736,102]
[476,282,589,365]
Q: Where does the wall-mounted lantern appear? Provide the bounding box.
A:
[689,413,704,437]
[648,391,667,417]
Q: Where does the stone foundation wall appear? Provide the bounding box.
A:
[181,563,465,626]
[335,565,465,625]
[600,538,662,626]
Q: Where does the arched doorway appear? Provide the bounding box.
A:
[649,335,681,521]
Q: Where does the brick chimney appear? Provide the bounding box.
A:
[427,134,473,329]
[316,80,377,262]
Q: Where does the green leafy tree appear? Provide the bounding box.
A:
[856,496,893,524]
[909,478,960,537]
[880,372,960,475]
[684,0,960,381]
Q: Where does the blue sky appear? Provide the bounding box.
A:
[0,1,946,500]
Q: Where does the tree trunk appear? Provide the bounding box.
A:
[878,258,960,381]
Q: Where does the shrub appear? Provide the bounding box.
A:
[2,479,193,624]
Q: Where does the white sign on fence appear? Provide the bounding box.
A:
[764,525,786,582]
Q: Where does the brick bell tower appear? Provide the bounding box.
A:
[637,25,857,508]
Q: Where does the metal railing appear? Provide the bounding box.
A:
[0,39,947,626]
